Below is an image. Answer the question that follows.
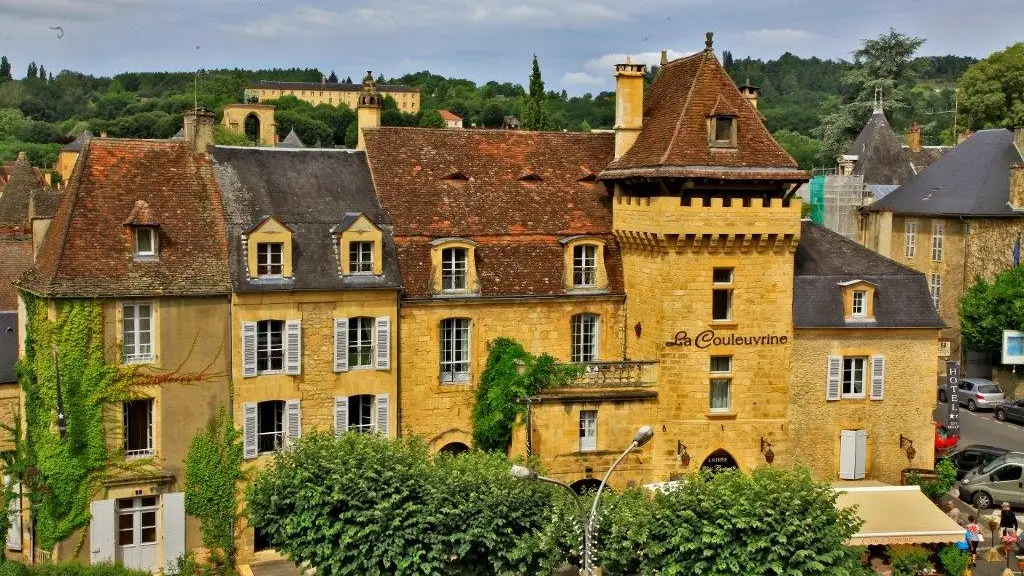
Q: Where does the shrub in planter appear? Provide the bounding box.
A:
[888,544,932,576]
[938,545,970,576]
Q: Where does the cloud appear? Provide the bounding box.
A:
[561,2,625,22]
[561,71,605,86]
[0,0,157,21]
[743,28,816,43]
[582,49,692,73]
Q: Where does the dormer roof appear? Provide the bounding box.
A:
[123,199,161,226]
[278,129,305,148]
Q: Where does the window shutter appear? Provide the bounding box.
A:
[5,476,21,551]
[375,394,390,437]
[854,430,868,479]
[334,396,349,436]
[243,403,258,459]
[826,356,841,400]
[333,318,349,372]
[242,321,258,378]
[285,399,301,446]
[838,430,856,480]
[285,320,302,375]
[162,492,185,573]
[375,317,391,370]
[88,499,116,564]
[870,355,885,400]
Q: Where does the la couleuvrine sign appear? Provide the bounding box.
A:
[665,329,789,349]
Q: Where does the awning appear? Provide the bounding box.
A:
[834,482,964,546]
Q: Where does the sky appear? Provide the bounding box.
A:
[0,0,1021,95]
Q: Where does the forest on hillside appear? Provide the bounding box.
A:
[0,31,1020,175]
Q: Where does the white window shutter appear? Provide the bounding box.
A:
[826,356,841,401]
[243,403,258,459]
[838,430,856,480]
[285,399,301,447]
[375,394,390,437]
[854,430,868,479]
[333,318,349,372]
[334,396,349,436]
[870,355,885,400]
[5,476,21,551]
[162,492,185,573]
[89,499,116,564]
[242,321,258,378]
[285,320,302,375]
[375,317,391,370]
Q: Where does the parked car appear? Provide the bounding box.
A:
[937,378,1006,411]
[994,399,1024,424]
[958,452,1024,509]
[943,445,1010,480]
[934,423,960,455]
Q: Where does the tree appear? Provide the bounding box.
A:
[376,72,385,84]
[25,62,37,80]
[344,76,353,84]
[0,107,29,141]
[958,42,1024,130]
[816,29,925,159]
[579,119,592,132]
[773,129,827,169]
[213,124,256,146]
[960,265,1024,354]
[522,55,549,130]
[0,56,10,80]
[38,65,45,81]
[328,70,338,83]
[344,121,357,148]
[480,102,506,128]
[722,50,734,71]
[418,109,445,128]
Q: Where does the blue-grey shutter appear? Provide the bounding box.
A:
[285,399,301,446]
[375,317,391,370]
[285,320,302,375]
[162,492,185,573]
[826,356,841,400]
[89,499,116,564]
[334,396,348,436]
[375,394,390,437]
[242,321,257,378]
[243,403,258,459]
[334,318,349,372]
[870,355,885,400]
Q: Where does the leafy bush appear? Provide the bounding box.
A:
[0,561,27,576]
[938,544,970,576]
[184,407,244,565]
[0,563,148,576]
[888,544,932,576]
[907,458,958,501]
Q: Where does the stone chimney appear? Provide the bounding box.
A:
[356,71,381,151]
[1014,126,1024,154]
[957,130,973,145]
[739,78,760,109]
[1010,163,1024,211]
[905,123,922,153]
[660,50,668,66]
[100,131,107,138]
[182,108,215,154]
[613,57,646,160]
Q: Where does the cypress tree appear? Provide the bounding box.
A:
[522,55,549,130]
[0,56,11,80]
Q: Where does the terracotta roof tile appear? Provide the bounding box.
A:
[438,110,462,122]
[363,127,624,298]
[601,50,807,182]
[17,139,230,297]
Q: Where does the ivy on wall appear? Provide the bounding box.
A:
[471,338,581,453]
[184,404,243,567]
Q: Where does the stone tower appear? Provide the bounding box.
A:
[356,71,382,150]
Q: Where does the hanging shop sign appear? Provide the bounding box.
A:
[665,329,789,349]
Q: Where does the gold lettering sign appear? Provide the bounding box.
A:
[665,329,789,349]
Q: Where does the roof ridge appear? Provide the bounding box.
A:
[45,138,92,285]
[659,50,707,165]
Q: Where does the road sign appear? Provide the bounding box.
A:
[945,361,960,436]
[1001,329,1024,364]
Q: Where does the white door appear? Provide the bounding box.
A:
[116,497,159,572]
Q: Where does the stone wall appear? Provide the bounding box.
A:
[0,382,18,451]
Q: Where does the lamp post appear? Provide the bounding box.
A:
[510,464,588,564]
[511,424,654,576]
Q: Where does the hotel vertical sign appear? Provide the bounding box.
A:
[945,361,960,435]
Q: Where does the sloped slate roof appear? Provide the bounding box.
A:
[793,221,944,329]
[0,153,40,225]
[18,139,231,297]
[278,129,305,148]
[905,146,951,171]
[362,126,624,299]
[210,146,402,293]
[600,46,805,182]
[847,110,915,185]
[61,130,93,151]
[866,129,1023,217]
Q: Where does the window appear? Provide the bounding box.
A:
[931,221,944,261]
[712,267,734,321]
[122,302,154,364]
[571,313,599,363]
[852,291,866,317]
[117,497,158,550]
[349,241,373,274]
[440,318,470,383]
[256,320,284,373]
[710,356,732,413]
[713,116,735,146]
[347,394,374,433]
[572,244,598,287]
[842,357,866,398]
[256,400,284,454]
[930,273,941,309]
[991,464,1023,482]
[348,317,374,369]
[123,399,153,458]
[579,410,597,451]
[256,242,283,276]
[133,228,156,258]
[441,247,468,291]
[904,220,917,258]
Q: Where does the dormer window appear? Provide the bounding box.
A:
[712,116,736,147]
[561,236,607,293]
[134,228,157,259]
[573,245,597,287]
[441,247,468,291]
[429,238,478,296]
[257,243,283,276]
[839,280,877,322]
[349,241,374,274]
[852,290,867,317]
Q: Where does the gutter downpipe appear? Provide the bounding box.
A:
[960,217,969,372]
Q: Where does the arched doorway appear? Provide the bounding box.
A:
[569,478,603,494]
[438,442,469,456]
[244,113,261,143]
[700,449,739,473]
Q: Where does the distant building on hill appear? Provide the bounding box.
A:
[244,75,421,113]
[438,110,463,129]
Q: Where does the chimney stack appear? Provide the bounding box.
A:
[1009,163,1024,211]
[905,123,922,153]
[739,78,760,110]
[356,71,382,150]
[957,130,973,145]
[182,108,215,154]
[1014,126,1024,154]
[613,57,646,160]
[660,50,668,66]
[100,131,107,138]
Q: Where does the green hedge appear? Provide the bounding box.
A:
[0,562,149,576]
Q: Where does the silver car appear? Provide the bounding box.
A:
[959,452,1024,509]
[956,378,1005,411]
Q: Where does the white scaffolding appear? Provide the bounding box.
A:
[823,175,865,241]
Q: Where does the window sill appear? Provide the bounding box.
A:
[710,321,738,328]
[839,395,866,401]
[566,287,609,295]
[705,411,737,419]
[125,450,155,460]
[434,291,480,299]
[123,356,155,366]
[133,255,159,262]
[257,370,286,376]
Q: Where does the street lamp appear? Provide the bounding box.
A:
[511,424,654,575]
[510,465,589,563]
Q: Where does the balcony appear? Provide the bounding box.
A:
[563,360,658,388]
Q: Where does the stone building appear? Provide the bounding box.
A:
[861,128,1024,371]
[244,76,420,113]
